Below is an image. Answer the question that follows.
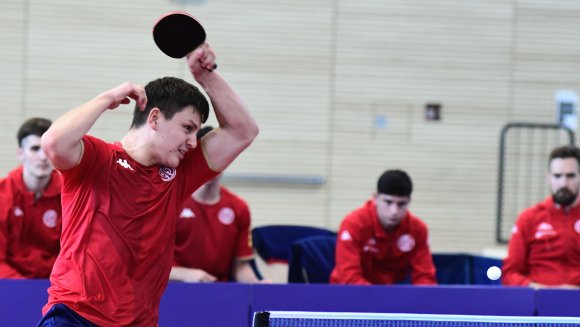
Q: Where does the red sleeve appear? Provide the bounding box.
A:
[409,220,437,285]
[176,141,220,201]
[234,197,254,259]
[0,193,24,278]
[60,135,109,191]
[330,215,371,285]
[502,214,532,286]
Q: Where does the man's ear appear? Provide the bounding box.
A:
[16,147,24,162]
[148,107,161,130]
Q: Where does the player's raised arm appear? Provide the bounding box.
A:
[186,44,259,171]
[41,83,147,170]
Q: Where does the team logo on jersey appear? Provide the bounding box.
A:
[179,208,195,219]
[218,207,235,225]
[340,230,352,241]
[42,209,58,228]
[397,234,415,252]
[13,207,23,217]
[574,219,580,234]
[116,158,134,171]
[534,222,556,239]
[159,167,176,182]
[511,225,518,234]
[363,237,379,253]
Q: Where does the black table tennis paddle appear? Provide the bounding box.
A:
[153,11,217,71]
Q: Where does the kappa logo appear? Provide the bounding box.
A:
[340,230,352,241]
[116,158,134,171]
[574,219,580,234]
[363,237,379,253]
[159,167,176,182]
[179,208,195,219]
[14,207,23,217]
[534,222,556,239]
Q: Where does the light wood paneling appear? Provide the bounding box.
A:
[1,0,580,255]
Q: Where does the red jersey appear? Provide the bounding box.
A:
[0,166,62,278]
[173,186,253,281]
[43,135,218,326]
[330,200,436,285]
[502,197,580,286]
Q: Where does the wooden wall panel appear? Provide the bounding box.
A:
[0,1,27,169]
[1,0,579,255]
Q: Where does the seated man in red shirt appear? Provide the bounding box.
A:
[330,169,436,285]
[502,145,580,289]
[170,126,263,283]
[0,117,62,279]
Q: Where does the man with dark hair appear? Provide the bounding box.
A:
[503,145,580,289]
[330,169,436,285]
[37,43,258,326]
[0,117,62,278]
[170,126,264,283]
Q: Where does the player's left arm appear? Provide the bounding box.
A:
[231,201,268,283]
[502,219,531,286]
[187,44,259,171]
[410,225,437,285]
[232,259,267,283]
[0,201,25,278]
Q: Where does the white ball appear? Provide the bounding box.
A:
[486,266,502,281]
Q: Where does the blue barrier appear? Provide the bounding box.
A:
[0,279,575,326]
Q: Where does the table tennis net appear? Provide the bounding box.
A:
[253,311,580,327]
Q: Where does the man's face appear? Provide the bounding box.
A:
[153,106,202,168]
[374,193,410,230]
[18,135,53,180]
[548,157,580,207]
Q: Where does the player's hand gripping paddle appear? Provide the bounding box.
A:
[153,11,217,70]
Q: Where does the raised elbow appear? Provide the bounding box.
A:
[40,131,59,162]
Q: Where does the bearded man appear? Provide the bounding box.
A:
[503,145,580,289]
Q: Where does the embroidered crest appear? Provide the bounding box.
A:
[159,167,176,182]
[397,234,415,252]
[42,209,58,228]
[218,207,235,225]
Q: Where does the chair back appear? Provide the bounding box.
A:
[252,225,336,264]
[288,235,337,283]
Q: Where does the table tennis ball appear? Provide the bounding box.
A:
[486,266,502,281]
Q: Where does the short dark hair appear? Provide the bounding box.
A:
[197,125,214,140]
[130,77,210,128]
[549,145,580,170]
[17,117,52,147]
[377,170,413,197]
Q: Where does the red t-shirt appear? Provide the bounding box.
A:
[0,166,62,278]
[173,186,253,281]
[502,197,580,286]
[330,200,436,285]
[43,135,218,326]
